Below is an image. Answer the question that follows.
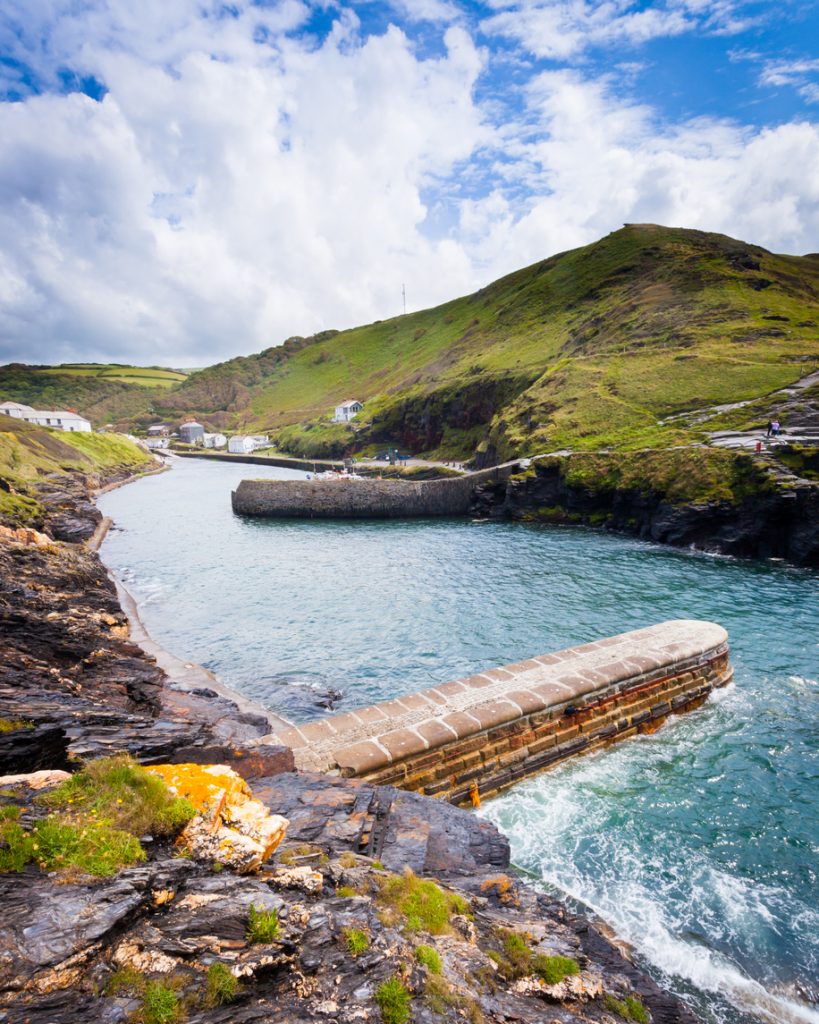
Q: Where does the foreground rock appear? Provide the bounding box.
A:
[145,763,289,873]
[0,459,701,1024]
[0,771,697,1024]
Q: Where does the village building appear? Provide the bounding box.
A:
[333,400,363,423]
[202,432,227,449]
[145,437,170,449]
[228,435,254,454]
[228,434,269,454]
[179,421,205,445]
[147,424,170,437]
[0,401,92,432]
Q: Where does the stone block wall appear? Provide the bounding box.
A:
[231,467,511,519]
[275,620,733,806]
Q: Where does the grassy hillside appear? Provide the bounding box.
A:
[2,225,817,459]
[0,417,152,526]
[162,223,819,459]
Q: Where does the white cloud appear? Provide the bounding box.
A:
[0,2,818,367]
[479,0,748,61]
[0,5,489,364]
[458,71,819,281]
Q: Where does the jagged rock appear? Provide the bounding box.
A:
[0,860,193,989]
[0,769,71,790]
[253,771,510,876]
[145,763,288,873]
[0,724,69,775]
[0,525,53,548]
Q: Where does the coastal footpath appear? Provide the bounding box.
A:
[2,432,710,1024]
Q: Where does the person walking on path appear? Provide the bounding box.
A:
[766,420,773,438]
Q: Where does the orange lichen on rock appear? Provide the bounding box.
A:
[0,524,53,547]
[145,763,288,874]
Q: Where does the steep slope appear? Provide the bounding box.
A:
[175,223,819,459]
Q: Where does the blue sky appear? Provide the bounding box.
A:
[0,0,817,366]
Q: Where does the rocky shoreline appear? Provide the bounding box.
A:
[473,455,819,566]
[1,464,702,1024]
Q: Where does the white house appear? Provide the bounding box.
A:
[228,435,255,454]
[228,434,269,454]
[202,432,227,449]
[0,401,92,432]
[145,437,170,450]
[0,401,36,419]
[334,400,363,423]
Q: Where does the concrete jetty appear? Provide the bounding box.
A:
[231,467,512,518]
[274,620,732,805]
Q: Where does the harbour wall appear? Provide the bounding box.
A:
[232,467,513,518]
[177,450,342,473]
[274,620,732,805]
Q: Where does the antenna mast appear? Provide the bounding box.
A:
[402,283,406,315]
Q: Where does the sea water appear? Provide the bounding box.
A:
[99,457,818,1024]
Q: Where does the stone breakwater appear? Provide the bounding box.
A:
[275,620,732,805]
[231,467,512,518]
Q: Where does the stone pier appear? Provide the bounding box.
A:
[274,620,732,806]
[231,466,512,519]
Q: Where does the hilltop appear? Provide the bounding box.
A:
[2,225,818,461]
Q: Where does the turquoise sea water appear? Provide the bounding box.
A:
[99,458,818,1024]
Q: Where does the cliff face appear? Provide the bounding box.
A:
[474,457,819,566]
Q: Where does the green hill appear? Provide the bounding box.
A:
[2,225,818,459]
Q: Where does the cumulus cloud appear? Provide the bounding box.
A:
[0,0,817,366]
[458,71,819,280]
[479,0,749,61]
[0,4,489,364]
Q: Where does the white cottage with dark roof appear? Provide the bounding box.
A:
[333,399,363,423]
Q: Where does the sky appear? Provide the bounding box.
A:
[0,0,818,368]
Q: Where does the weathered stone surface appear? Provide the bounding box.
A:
[145,764,288,873]
[277,620,730,782]
[1,849,699,1024]
[231,466,515,520]
[0,769,71,790]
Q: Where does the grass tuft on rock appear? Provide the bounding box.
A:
[104,965,145,997]
[0,718,33,733]
[375,976,411,1024]
[142,980,181,1024]
[247,903,279,943]
[532,953,580,985]
[604,993,650,1023]
[343,927,370,957]
[0,755,197,879]
[415,943,442,974]
[378,868,469,934]
[205,962,239,1007]
[40,754,196,837]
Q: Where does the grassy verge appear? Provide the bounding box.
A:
[0,755,194,878]
[0,417,151,528]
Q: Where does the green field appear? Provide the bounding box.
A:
[34,364,188,388]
